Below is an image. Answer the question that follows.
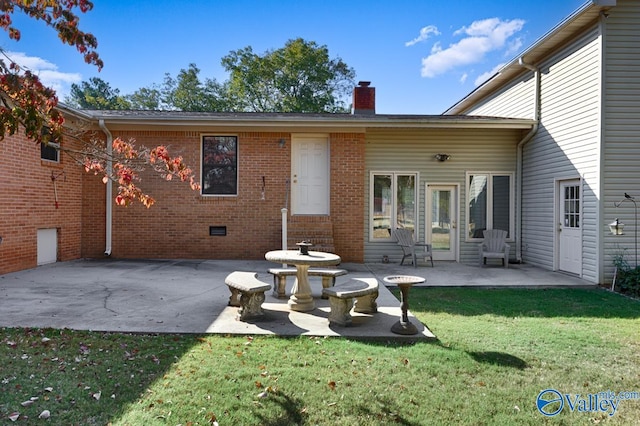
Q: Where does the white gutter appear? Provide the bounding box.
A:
[516,58,541,263]
[98,119,113,256]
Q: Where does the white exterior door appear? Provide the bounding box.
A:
[37,228,57,266]
[291,135,329,215]
[426,185,458,261]
[558,180,582,275]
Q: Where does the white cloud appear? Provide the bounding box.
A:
[2,51,82,97]
[474,62,505,86]
[460,73,468,84]
[405,25,440,47]
[420,18,525,78]
[505,37,524,57]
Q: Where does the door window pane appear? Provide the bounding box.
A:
[563,185,580,229]
[431,189,451,251]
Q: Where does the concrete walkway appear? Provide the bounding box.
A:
[0,259,590,341]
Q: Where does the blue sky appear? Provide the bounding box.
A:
[1,0,586,114]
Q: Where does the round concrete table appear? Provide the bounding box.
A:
[265,250,341,312]
[383,275,425,335]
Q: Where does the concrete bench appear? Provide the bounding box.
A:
[225,271,271,321]
[268,268,347,299]
[321,278,379,326]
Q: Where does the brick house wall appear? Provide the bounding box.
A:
[0,132,84,275]
[88,130,366,263]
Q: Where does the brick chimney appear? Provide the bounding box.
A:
[353,81,375,115]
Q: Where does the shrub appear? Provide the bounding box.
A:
[612,248,640,298]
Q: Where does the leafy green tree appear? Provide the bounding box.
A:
[162,64,225,112]
[127,64,226,112]
[221,38,356,113]
[126,85,162,110]
[66,77,131,110]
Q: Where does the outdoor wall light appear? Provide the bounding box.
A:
[613,193,637,267]
[278,138,286,148]
[434,153,451,162]
[609,218,624,235]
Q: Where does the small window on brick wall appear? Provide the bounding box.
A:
[41,142,60,163]
[201,135,238,196]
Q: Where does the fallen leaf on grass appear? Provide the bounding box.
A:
[39,410,51,419]
[328,381,336,391]
[8,412,19,422]
[92,391,101,401]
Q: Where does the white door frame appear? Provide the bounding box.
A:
[425,183,459,261]
[555,178,582,275]
[291,134,330,215]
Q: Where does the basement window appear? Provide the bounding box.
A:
[209,226,227,236]
[41,142,59,163]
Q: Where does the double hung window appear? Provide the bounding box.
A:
[201,135,238,196]
[370,172,417,240]
[467,172,513,239]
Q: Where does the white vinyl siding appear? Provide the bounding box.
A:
[364,128,520,264]
[602,0,640,280]
[467,76,536,119]
[457,26,602,282]
[525,28,601,282]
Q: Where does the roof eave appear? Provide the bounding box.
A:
[93,116,534,131]
[443,0,616,115]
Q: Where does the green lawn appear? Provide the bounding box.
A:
[1,288,638,425]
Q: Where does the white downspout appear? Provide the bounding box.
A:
[516,57,541,263]
[98,119,113,256]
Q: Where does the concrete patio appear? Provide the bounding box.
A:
[0,258,591,341]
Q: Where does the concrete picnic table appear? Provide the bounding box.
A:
[265,249,341,312]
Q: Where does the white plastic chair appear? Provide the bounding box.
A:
[393,228,434,268]
[479,229,510,268]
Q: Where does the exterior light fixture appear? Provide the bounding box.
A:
[609,218,624,235]
[278,138,286,148]
[434,153,451,162]
[613,193,637,267]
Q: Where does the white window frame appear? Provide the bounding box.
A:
[466,171,514,241]
[369,171,419,242]
[41,142,60,163]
